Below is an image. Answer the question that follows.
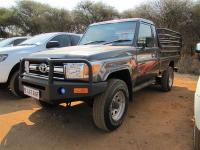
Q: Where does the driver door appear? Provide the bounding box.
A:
[136,23,159,85]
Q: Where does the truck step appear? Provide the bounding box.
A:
[133,80,155,92]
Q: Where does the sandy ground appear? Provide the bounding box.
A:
[0,73,198,150]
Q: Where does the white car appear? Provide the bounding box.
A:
[0,32,81,97]
[194,43,200,150]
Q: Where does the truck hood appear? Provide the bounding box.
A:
[0,45,38,54]
[29,45,135,61]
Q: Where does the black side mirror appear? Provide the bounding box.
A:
[137,38,146,48]
[146,37,154,47]
[46,41,60,48]
[196,43,200,53]
[137,37,154,48]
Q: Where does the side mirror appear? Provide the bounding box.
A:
[146,37,154,47]
[137,38,146,48]
[196,43,200,53]
[137,37,154,48]
[46,41,60,48]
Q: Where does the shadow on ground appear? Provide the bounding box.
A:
[0,88,36,115]
[0,83,195,150]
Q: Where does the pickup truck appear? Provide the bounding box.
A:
[19,18,182,131]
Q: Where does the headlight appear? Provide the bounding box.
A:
[24,61,30,73]
[64,62,101,79]
[0,54,8,62]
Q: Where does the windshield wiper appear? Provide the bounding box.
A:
[103,39,132,45]
[83,40,106,45]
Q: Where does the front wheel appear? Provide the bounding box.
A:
[93,79,129,131]
[9,71,28,98]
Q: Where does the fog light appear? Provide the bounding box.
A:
[58,87,66,95]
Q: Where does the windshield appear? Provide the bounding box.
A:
[19,33,55,46]
[0,38,14,47]
[79,21,136,46]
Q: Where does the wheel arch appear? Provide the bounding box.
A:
[7,62,20,84]
[106,69,133,100]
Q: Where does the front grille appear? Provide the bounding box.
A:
[26,62,65,80]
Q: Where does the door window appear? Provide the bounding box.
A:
[138,23,155,47]
[50,35,71,48]
[14,38,27,46]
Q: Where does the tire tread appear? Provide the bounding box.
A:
[93,79,128,131]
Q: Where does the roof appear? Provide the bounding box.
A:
[90,18,154,26]
[37,32,81,37]
[8,36,29,40]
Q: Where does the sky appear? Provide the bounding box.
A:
[0,0,149,12]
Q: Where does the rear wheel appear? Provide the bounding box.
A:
[194,125,200,150]
[160,67,174,92]
[9,71,28,98]
[85,99,94,107]
[93,79,129,131]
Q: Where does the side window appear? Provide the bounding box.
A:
[137,23,154,48]
[50,35,71,48]
[8,41,14,46]
[14,38,27,46]
[70,35,81,46]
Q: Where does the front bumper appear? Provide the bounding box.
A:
[19,58,107,103]
[19,76,107,103]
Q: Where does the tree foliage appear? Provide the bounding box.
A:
[72,1,119,33]
[0,0,200,55]
[13,0,73,35]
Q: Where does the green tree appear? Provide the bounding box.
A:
[0,8,17,37]
[14,0,73,35]
[72,1,119,33]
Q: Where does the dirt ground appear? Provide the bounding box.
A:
[0,73,198,150]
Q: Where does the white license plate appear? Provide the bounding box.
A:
[24,86,40,99]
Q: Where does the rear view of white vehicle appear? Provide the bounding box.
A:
[0,32,81,97]
[194,43,200,150]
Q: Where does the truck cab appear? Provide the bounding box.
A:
[19,18,182,131]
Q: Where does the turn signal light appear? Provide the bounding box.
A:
[83,64,101,76]
[74,88,88,94]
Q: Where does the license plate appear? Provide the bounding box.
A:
[24,86,40,99]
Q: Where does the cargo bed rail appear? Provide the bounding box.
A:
[157,28,182,52]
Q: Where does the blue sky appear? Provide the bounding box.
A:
[0,0,149,12]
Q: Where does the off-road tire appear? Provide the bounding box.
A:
[160,67,174,92]
[9,71,28,98]
[93,79,129,131]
